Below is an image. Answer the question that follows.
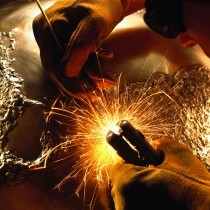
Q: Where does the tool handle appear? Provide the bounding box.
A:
[106,130,146,165]
[118,120,163,166]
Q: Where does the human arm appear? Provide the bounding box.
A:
[142,0,210,57]
[179,1,210,57]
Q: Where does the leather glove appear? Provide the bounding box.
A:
[32,0,132,99]
[110,138,210,210]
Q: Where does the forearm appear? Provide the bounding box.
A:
[181,1,210,56]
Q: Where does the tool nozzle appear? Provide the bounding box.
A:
[106,120,163,166]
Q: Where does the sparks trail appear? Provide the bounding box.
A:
[43,77,181,208]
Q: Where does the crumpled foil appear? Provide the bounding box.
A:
[129,65,210,170]
[173,65,210,170]
[0,30,50,184]
[0,29,209,186]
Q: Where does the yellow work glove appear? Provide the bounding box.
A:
[32,0,131,98]
[110,138,210,210]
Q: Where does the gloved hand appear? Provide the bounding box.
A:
[32,0,134,98]
[110,138,210,210]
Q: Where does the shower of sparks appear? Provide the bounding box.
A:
[44,77,181,207]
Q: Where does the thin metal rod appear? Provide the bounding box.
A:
[35,0,64,54]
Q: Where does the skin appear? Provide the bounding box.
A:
[179,1,210,57]
[126,1,210,58]
[128,1,210,59]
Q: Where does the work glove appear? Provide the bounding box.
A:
[110,138,210,210]
[32,0,131,99]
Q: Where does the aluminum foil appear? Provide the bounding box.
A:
[129,65,210,170]
[0,0,209,188]
[0,30,51,184]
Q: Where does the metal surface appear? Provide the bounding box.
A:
[0,0,209,98]
[0,1,209,210]
[0,0,58,164]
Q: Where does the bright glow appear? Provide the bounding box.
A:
[46,79,179,205]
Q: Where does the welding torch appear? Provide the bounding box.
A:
[106,120,163,166]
